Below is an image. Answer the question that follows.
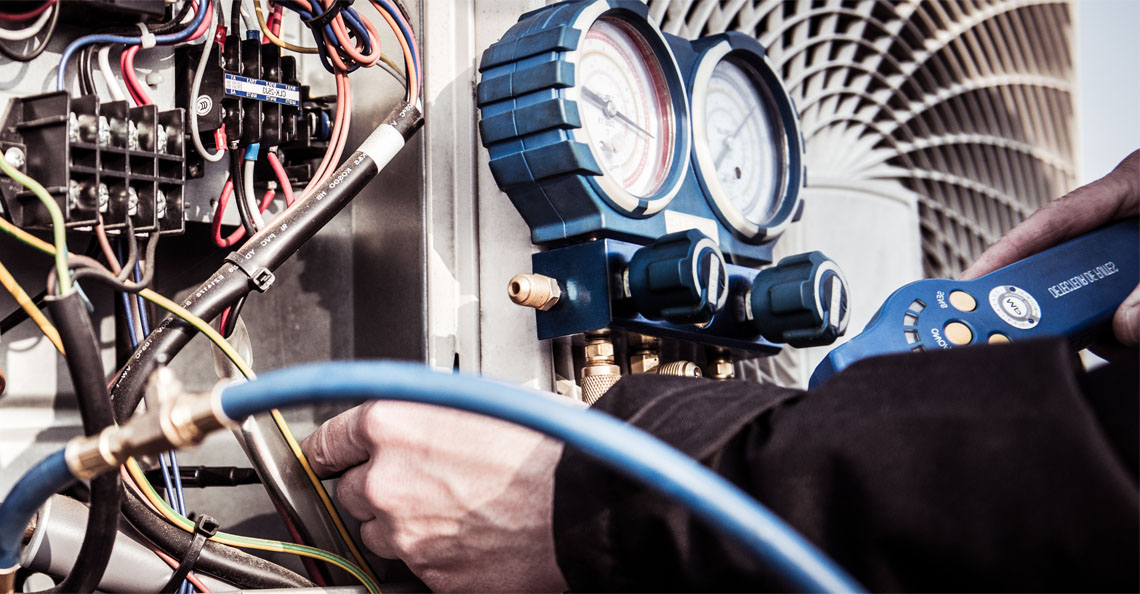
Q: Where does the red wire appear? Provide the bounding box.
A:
[266,151,295,206]
[212,178,276,248]
[0,0,56,22]
[122,46,151,106]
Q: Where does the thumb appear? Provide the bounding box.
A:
[300,403,374,478]
[1113,284,1140,347]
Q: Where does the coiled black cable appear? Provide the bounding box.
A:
[0,0,59,63]
[43,292,121,593]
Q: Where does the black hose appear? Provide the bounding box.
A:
[110,102,421,422]
[43,292,121,594]
[120,490,314,589]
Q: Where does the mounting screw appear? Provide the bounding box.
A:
[145,72,164,86]
[127,187,139,217]
[67,179,81,211]
[128,120,140,150]
[97,183,109,212]
[156,190,167,220]
[4,147,25,169]
[156,124,168,154]
[68,112,80,143]
[97,116,110,147]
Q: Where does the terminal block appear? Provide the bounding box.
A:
[0,92,187,234]
[177,33,334,185]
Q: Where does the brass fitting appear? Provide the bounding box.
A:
[705,347,735,380]
[0,565,16,594]
[653,361,703,377]
[580,329,621,405]
[65,368,234,480]
[507,273,561,311]
[627,333,660,374]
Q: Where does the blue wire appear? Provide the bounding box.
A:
[129,257,190,593]
[371,0,420,80]
[0,451,75,567]
[114,241,140,349]
[220,361,865,593]
[56,0,212,91]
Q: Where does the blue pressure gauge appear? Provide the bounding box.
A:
[477,2,807,265]
[478,0,691,222]
[685,33,805,244]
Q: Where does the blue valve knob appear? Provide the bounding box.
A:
[746,251,849,347]
[625,229,729,325]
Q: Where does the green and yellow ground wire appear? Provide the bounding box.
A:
[126,458,381,594]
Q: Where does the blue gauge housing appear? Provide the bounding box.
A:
[477,1,805,266]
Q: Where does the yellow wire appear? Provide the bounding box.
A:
[269,409,380,584]
[125,458,381,594]
[0,259,64,354]
[256,0,318,53]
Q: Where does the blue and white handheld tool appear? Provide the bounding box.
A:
[809,218,1139,388]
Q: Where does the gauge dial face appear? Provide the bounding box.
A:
[577,17,675,200]
[700,56,786,228]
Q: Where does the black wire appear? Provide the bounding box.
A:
[151,0,195,34]
[231,151,259,237]
[121,490,316,589]
[41,292,121,593]
[222,294,245,338]
[78,45,97,96]
[230,0,242,37]
[0,0,59,62]
[0,289,46,334]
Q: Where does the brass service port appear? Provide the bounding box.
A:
[508,273,562,311]
[653,361,703,377]
[705,347,735,380]
[580,329,621,405]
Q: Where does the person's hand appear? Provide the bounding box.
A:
[300,401,568,593]
[960,150,1140,346]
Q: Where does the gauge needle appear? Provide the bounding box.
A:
[714,104,759,168]
[581,87,655,139]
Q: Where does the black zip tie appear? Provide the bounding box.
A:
[302,0,355,31]
[160,514,220,593]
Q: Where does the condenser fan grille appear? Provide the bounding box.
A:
[646,0,1077,278]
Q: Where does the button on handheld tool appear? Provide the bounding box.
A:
[810,218,1139,388]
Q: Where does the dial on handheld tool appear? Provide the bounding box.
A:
[745,251,850,347]
[625,229,728,325]
[809,218,1140,388]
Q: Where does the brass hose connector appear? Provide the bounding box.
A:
[1,565,16,594]
[705,347,735,380]
[580,329,621,405]
[507,273,561,310]
[653,361,703,377]
[628,333,660,374]
[65,368,235,480]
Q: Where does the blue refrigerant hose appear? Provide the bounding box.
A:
[219,361,865,593]
[1,362,864,592]
[0,451,76,568]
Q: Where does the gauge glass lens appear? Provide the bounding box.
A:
[702,56,786,225]
[578,17,675,199]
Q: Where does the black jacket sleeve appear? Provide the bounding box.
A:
[552,339,1139,592]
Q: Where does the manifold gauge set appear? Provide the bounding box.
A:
[477,0,849,356]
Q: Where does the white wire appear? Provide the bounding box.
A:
[97,46,128,102]
[239,0,254,33]
[190,1,226,163]
[243,159,265,228]
[0,3,54,41]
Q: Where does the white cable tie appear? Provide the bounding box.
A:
[137,23,157,49]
